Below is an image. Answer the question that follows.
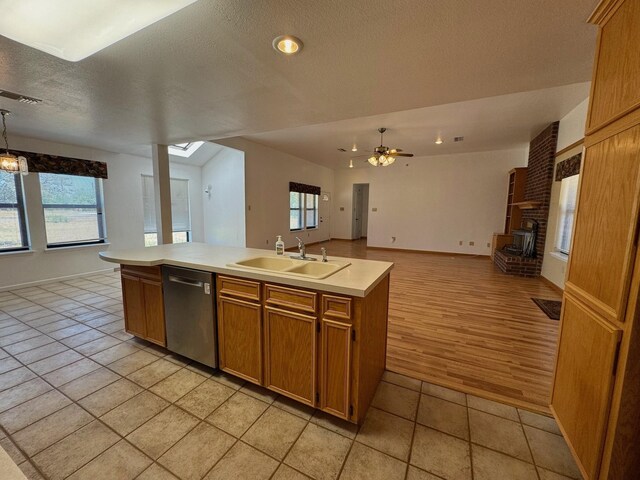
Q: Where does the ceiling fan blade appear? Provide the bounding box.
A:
[391,153,414,157]
[389,148,403,153]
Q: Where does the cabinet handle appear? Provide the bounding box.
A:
[168,275,204,288]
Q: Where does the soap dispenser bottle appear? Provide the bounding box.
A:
[275,235,285,255]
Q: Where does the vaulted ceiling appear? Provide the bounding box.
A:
[0,0,598,159]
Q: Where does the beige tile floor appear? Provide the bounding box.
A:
[0,272,582,480]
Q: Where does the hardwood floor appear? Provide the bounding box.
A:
[305,239,561,412]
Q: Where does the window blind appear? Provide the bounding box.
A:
[557,175,579,254]
[141,175,191,233]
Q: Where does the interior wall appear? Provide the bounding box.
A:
[214,137,334,250]
[555,98,588,152]
[333,148,528,254]
[360,184,369,237]
[201,145,246,247]
[0,135,203,290]
[333,169,371,240]
[541,99,588,289]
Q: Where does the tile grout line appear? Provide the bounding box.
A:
[518,408,543,480]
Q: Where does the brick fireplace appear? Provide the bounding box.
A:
[494,122,559,276]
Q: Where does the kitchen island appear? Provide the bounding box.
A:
[99,242,393,424]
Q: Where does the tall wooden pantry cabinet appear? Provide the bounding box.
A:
[551,1,640,479]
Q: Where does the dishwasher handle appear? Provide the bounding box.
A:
[168,275,204,288]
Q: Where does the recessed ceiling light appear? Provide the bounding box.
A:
[0,0,198,62]
[273,35,303,55]
[435,138,443,145]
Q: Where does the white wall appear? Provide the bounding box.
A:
[541,99,588,290]
[333,149,528,255]
[555,98,588,152]
[0,135,203,290]
[201,145,246,247]
[215,138,334,250]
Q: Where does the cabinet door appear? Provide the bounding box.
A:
[588,0,640,131]
[319,318,352,419]
[218,296,263,384]
[264,306,316,406]
[121,273,145,338]
[141,278,166,346]
[565,124,640,323]
[551,294,621,479]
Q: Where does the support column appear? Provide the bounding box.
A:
[152,144,173,245]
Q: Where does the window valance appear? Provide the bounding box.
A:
[289,181,320,196]
[555,153,581,181]
[8,149,108,179]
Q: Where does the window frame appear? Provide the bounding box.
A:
[0,173,29,252]
[40,174,107,249]
[290,192,319,232]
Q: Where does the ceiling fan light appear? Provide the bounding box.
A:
[368,156,379,167]
[383,156,395,166]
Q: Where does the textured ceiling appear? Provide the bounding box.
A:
[240,82,591,169]
[0,0,598,158]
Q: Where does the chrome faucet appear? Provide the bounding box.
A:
[321,247,328,262]
[295,237,307,259]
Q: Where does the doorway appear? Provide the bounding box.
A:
[352,183,369,240]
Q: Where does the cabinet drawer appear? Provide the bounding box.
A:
[265,284,317,314]
[218,276,261,302]
[322,295,352,321]
[121,264,161,281]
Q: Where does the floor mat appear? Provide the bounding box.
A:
[532,298,562,320]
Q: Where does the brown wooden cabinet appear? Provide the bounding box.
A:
[121,265,166,346]
[504,167,527,234]
[217,277,263,384]
[551,1,640,478]
[264,306,316,405]
[215,274,389,424]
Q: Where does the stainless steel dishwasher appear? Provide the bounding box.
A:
[162,266,217,368]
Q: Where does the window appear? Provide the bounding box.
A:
[0,171,29,252]
[168,142,204,158]
[290,192,318,231]
[556,174,579,255]
[39,173,106,247]
[142,175,191,246]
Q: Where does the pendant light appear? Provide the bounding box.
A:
[0,110,28,175]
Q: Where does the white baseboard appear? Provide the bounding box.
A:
[0,267,119,292]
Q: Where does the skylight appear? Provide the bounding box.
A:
[0,0,198,62]
[168,141,204,158]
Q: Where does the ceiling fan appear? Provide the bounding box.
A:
[347,128,414,167]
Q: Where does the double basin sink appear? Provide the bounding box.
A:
[228,255,351,279]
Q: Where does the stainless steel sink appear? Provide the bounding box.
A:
[229,256,350,279]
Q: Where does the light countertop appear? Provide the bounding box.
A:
[99,243,393,297]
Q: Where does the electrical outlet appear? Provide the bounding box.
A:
[340,207,344,211]
[266,239,269,244]
[247,205,251,211]
[487,242,491,248]
[469,241,474,246]
[459,241,463,246]
[372,207,378,212]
